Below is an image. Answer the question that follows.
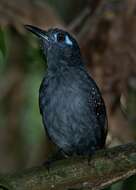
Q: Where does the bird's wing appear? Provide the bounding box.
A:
[87,74,108,148]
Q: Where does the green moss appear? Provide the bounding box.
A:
[128,153,136,164]
[94,159,114,174]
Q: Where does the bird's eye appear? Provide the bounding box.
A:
[57,32,65,42]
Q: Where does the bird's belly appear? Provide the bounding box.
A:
[43,90,98,155]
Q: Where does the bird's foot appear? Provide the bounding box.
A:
[43,160,52,172]
[87,155,92,165]
[43,149,65,172]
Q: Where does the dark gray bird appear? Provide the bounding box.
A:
[25,25,108,157]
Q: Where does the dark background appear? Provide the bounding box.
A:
[0,0,136,189]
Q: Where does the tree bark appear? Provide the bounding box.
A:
[0,143,136,190]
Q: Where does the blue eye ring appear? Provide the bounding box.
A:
[54,32,73,46]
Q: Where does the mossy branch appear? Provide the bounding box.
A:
[0,143,136,190]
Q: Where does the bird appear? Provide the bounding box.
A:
[25,25,108,159]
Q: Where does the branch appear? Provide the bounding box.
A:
[0,143,136,190]
[68,0,102,32]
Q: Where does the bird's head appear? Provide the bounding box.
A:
[25,25,82,70]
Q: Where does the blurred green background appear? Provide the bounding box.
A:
[0,0,136,189]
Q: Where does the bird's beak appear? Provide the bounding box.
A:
[24,25,49,42]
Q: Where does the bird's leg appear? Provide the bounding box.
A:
[43,149,65,172]
[87,149,96,165]
[87,154,92,165]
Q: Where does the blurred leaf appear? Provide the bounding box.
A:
[0,50,4,68]
[0,28,7,57]
[111,181,123,190]
[22,72,45,145]
[122,176,136,190]
[24,35,46,73]
[0,27,9,72]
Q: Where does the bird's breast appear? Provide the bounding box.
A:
[40,72,89,127]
